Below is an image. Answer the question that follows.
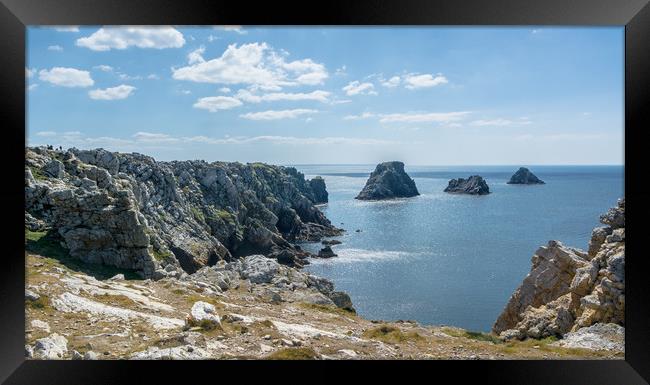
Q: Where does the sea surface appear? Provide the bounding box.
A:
[291,165,624,332]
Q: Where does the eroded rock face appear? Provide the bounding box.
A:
[355,161,419,200]
[25,147,341,277]
[507,167,545,185]
[493,199,625,341]
[444,175,490,195]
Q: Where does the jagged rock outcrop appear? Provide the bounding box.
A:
[444,175,490,195]
[25,147,341,278]
[507,167,545,184]
[493,199,625,343]
[309,176,328,204]
[355,161,419,200]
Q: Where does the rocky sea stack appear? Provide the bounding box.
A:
[444,175,490,195]
[308,176,328,204]
[493,199,625,351]
[355,161,419,200]
[507,167,545,185]
[25,147,342,278]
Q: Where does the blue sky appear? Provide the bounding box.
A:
[26,26,624,165]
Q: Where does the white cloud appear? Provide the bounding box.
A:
[207,35,220,42]
[343,112,376,120]
[235,89,330,103]
[88,84,136,100]
[147,74,159,80]
[117,73,142,81]
[35,131,57,137]
[381,76,400,88]
[28,84,38,91]
[193,96,243,112]
[39,67,94,88]
[215,25,247,34]
[32,131,396,150]
[335,65,347,76]
[188,46,206,64]
[342,80,377,96]
[132,132,179,143]
[26,67,35,78]
[53,26,79,32]
[172,42,328,89]
[219,87,231,93]
[379,111,470,123]
[240,109,318,120]
[76,26,185,51]
[181,90,191,95]
[48,45,63,51]
[470,118,532,126]
[403,73,448,89]
[94,65,113,72]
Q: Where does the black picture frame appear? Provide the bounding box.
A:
[1,0,649,383]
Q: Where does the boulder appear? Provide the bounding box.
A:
[551,323,624,352]
[317,246,337,258]
[187,301,221,329]
[33,333,68,359]
[355,161,419,200]
[444,175,490,195]
[507,167,545,184]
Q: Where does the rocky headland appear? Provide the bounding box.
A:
[507,167,545,185]
[444,175,490,195]
[493,199,625,352]
[25,146,342,278]
[355,161,419,201]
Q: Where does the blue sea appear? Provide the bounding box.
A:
[292,165,624,332]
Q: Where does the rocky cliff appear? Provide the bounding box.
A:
[355,161,419,200]
[493,199,625,345]
[25,147,341,278]
[444,175,490,195]
[507,167,545,185]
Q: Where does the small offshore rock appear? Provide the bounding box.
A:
[317,246,337,258]
[356,161,419,200]
[444,175,490,195]
[507,167,545,184]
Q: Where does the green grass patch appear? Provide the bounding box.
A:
[151,248,172,261]
[266,347,318,360]
[441,327,502,344]
[26,294,50,310]
[28,166,48,180]
[362,325,424,344]
[190,207,205,223]
[298,302,357,317]
[25,229,141,281]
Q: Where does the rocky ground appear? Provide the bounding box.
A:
[25,251,621,360]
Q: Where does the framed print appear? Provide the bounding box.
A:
[1,0,649,383]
